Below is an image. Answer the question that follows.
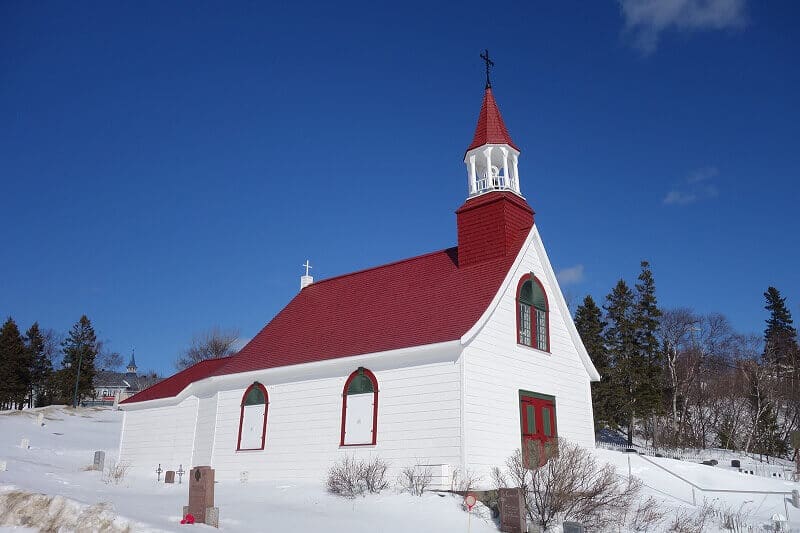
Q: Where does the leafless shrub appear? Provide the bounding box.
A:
[326,455,389,498]
[667,501,714,533]
[499,439,641,531]
[327,456,368,498]
[398,464,433,496]
[628,496,667,532]
[451,468,482,493]
[362,456,389,493]
[102,461,130,485]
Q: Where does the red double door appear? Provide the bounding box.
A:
[520,395,557,466]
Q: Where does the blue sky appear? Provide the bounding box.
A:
[1,0,798,376]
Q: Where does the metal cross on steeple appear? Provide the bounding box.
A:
[480,49,494,89]
[302,260,312,277]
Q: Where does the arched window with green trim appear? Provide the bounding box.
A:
[340,368,378,446]
[517,274,550,352]
[237,382,268,451]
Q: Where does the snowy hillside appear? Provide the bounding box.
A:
[2,405,799,532]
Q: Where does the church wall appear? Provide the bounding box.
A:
[191,394,218,467]
[118,396,198,475]
[462,227,595,483]
[208,360,462,483]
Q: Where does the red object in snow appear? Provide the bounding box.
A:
[180,513,195,524]
[464,493,477,510]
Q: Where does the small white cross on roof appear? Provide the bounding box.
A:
[302,260,312,277]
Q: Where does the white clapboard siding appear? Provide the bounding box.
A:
[118,396,199,475]
[191,394,218,467]
[208,361,461,482]
[462,225,596,482]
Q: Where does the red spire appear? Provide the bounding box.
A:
[465,88,520,153]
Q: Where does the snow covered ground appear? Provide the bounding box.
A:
[0,406,496,532]
[2,405,799,532]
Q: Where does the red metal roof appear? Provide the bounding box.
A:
[122,212,529,404]
[120,356,233,404]
[466,88,520,153]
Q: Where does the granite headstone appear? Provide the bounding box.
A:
[563,521,585,533]
[188,466,215,524]
[93,451,105,471]
[499,487,526,533]
[165,470,175,484]
[205,506,220,528]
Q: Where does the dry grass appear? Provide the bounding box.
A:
[0,489,133,532]
[102,461,130,485]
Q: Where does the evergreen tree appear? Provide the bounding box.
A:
[575,295,613,431]
[0,317,28,409]
[763,286,798,366]
[633,261,663,425]
[61,315,98,407]
[25,323,53,407]
[604,280,639,444]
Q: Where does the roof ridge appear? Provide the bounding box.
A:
[307,246,457,287]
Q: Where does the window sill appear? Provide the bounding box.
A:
[517,343,551,355]
[235,448,265,453]
[339,443,377,448]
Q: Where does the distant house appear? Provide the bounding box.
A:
[93,354,145,405]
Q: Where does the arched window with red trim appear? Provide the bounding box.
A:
[237,382,268,451]
[340,368,378,446]
[517,274,550,352]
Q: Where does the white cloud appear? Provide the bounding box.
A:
[557,264,585,285]
[618,0,747,54]
[663,166,720,205]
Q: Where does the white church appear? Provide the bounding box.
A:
[118,75,600,487]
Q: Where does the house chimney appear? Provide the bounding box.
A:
[300,260,313,290]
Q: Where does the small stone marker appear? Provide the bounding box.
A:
[205,506,220,528]
[499,487,526,533]
[20,438,30,450]
[188,466,215,524]
[36,413,44,426]
[731,459,741,468]
[563,521,586,533]
[93,451,105,471]
[165,470,175,483]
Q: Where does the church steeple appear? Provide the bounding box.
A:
[126,351,137,374]
[455,56,533,268]
[463,85,522,198]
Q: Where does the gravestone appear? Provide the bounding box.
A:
[499,487,526,533]
[93,451,105,471]
[36,413,44,426]
[0,460,7,471]
[731,459,740,468]
[20,438,29,449]
[792,490,799,508]
[205,506,220,528]
[563,521,586,533]
[165,470,175,484]
[188,466,215,524]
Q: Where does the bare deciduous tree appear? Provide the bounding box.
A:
[175,327,240,370]
[501,440,641,530]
